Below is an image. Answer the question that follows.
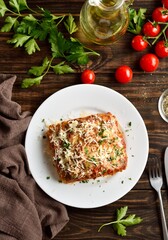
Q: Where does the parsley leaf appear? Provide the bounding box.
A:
[24,38,40,54]
[9,0,20,13]
[66,38,95,64]
[49,30,68,58]
[128,8,147,34]
[66,50,89,65]
[1,16,19,32]
[121,214,142,226]
[9,0,29,12]
[113,223,126,236]
[28,57,50,76]
[52,61,75,74]
[64,14,78,34]
[21,75,43,88]
[116,206,128,220]
[0,0,8,17]
[7,33,31,47]
[98,206,143,237]
[17,0,29,11]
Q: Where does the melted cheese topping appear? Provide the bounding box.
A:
[46,112,127,182]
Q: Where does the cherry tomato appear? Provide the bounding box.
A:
[131,35,148,51]
[140,53,159,72]
[162,0,168,9]
[142,22,161,37]
[115,65,133,84]
[81,69,95,84]
[155,40,168,58]
[152,7,168,22]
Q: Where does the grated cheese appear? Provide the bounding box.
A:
[46,112,127,183]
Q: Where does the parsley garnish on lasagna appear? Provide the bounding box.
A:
[46,112,127,183]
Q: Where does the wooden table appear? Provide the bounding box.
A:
[1,0,168,239]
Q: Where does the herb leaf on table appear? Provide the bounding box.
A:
[64,14,78,34]
[0,0,100,88]
[98,206,143,236]
[128,8,147,34]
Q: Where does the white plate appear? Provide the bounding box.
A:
[25,84,149,208]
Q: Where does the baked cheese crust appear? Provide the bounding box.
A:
[46,112,127,183]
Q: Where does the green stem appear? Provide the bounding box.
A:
[151,24,168,45]
[98,221,115,232]
[84,48,100,56]
[163,28,168,42]
[55,15,66,27]
[6,8,22,16]
[27,6,39,15]
[41,56,54,77]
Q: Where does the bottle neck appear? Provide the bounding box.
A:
[88,0,125,10]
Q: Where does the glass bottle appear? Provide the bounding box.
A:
[80,0,133,45]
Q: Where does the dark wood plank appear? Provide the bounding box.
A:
[56,190,168,240]
[0,0,168,239]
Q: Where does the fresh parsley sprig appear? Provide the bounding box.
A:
[128,8,147,34]
[98,206,143,236]
[0,0,100,88]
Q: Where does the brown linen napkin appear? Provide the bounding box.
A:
[0,75,69,240]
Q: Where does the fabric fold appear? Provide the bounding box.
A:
[0,75,69,240]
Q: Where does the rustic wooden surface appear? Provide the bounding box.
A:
[1,0,168,239]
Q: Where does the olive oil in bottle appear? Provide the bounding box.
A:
[80,0,132,45]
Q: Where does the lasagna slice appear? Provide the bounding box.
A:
[46,112,127,183]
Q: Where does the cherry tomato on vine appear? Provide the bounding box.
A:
[155,40,168,58]
[140,53,159,72]
[142,22,161,37]
[131,35,148,51]
[81,69,95,84]
[162,0,168,9]
[152,7,168,22]
[115,65,133,84]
